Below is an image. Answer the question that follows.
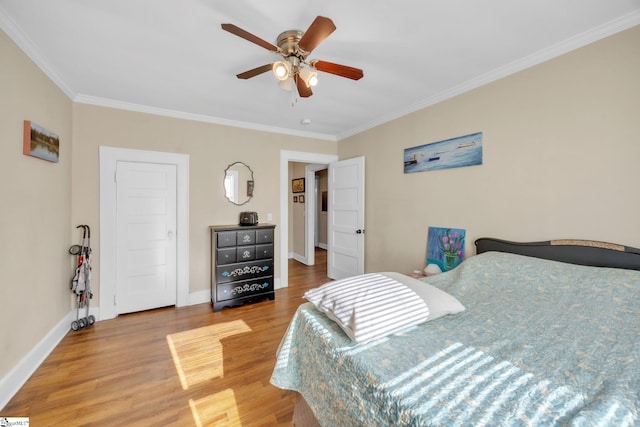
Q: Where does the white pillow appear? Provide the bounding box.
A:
[304,273,465,344]
[304,273,429,343]
[382,272,465,321]
[304,273,464,343]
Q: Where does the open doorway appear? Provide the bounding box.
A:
[288,162,328,280]
[279,151,365,286]
[315,169,329,251]
[279,150,337,288]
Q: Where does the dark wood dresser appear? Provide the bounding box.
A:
[210,223,276,312]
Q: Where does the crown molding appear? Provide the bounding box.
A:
[74,94,337,141]
[336,11,640,141]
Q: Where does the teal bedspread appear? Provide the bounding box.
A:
[270,252,640,426]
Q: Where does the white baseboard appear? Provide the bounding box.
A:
[189,289,211,306]
[0,311,72,409]
[292,253,307,264]
[318,243,328,250]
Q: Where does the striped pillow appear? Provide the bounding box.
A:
[304,273,430,344]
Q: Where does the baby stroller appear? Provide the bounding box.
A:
[70,225,95,330]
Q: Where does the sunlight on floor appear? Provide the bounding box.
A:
[189,389,241,427]
[166,320,252,390]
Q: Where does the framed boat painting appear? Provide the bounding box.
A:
[404,132,482,173]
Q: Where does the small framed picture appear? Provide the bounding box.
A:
[299,195,305,203]
[293,196,298,203]
[292,178,305,193]
[247,180,254,197]
[23,120,59,163]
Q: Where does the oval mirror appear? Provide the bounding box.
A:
[223,162,254,206]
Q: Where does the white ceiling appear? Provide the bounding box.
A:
[1,1,639,141]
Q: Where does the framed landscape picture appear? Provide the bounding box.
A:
[23,120,59,162]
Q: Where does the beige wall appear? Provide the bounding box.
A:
[339,25,640,274]
[71,105,336,303]
[0,31,73,379]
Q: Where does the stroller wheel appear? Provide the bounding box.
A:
[71,320,79,331]
[68,244,83,255]
[78,318,87,329]
[88,315,95,325]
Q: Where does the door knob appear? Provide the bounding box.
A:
[356,229,365,234]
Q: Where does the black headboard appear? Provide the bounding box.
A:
[475,238,640,271]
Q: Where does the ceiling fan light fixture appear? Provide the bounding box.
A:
[272,61,291,81]
[299,66,318,87]
[278,77,294,91]
[223,16,364,99]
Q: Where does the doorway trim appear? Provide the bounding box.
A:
[99,146,190,320]
[279,150,338,288]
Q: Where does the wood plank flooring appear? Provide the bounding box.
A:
[2,249,330,426]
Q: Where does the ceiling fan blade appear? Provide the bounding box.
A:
[311,60,364,80]
[295,74,313,98]
[236,64,273,79]
[298,16,336,53]
[221,23,279,52]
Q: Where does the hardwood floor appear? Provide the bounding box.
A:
[2,249,329,426]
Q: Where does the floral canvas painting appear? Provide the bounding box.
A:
[427,227,466,272]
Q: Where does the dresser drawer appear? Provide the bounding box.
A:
[216,276,273,302]
[255,244,273,259]
[256,228,274,244]
[216,248,237,265]
[216,259,273,284]
[236,245,255,262]
[217,231,237,248]
[236,230,256,245]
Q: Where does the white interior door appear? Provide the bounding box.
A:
[328,156,365,280]
[115,161,177,314]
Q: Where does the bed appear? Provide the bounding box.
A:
[270,238,640,426]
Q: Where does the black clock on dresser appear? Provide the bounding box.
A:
[210,223,276,312]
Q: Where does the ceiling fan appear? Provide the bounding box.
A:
[221,16,364,98]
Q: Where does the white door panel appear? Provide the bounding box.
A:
[328,156,365,280]
[116,161,177,314]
